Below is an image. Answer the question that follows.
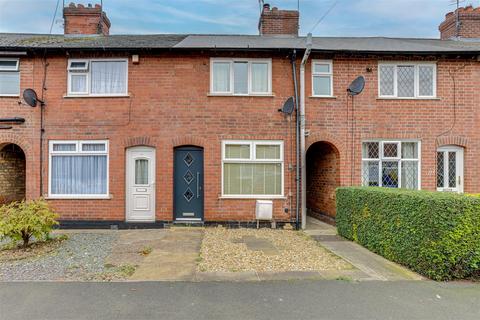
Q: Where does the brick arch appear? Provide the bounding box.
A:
[306,132,344,154]
[0,133,33,160]
[436,135,468,148]
[0,133,35,200]
[172,135,206,148]
[124,136,157,148]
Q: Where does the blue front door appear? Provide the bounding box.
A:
[174,147,204,221]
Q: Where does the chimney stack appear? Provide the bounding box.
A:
[63,2,111,35]
[259,3,299,36]
[439,5,480,40]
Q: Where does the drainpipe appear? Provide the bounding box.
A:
[291,50,300,230]
[300,33,312,229]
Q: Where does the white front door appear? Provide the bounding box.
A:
[126,146,156,222]
[437,146,464,193]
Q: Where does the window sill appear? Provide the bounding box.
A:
[45,195,112,200]
[64,94,130,99]
[0,94,20,98]
[377,97,440,101]
[309,95,337,99]
[208,93,275,98]
[219,196,286,200]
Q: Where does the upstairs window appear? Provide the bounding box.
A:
[68,59,128,96]
[312,60,333,97]
[211,59,272,95]
[0,59,20,96]
[378,63,436,98]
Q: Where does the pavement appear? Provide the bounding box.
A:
[1,280,479,320]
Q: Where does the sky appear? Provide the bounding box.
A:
[1,0,480,38]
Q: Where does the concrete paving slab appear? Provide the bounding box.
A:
[130,229,204,281]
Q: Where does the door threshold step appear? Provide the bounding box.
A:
[169,221,205,227]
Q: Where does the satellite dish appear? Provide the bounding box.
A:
[347,76,365,96]
[279,97,295,115]
[22,89,44,107]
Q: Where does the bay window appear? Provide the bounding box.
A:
[49,140,109,198]
[68,59,128,96]
[222,141,283,197]
[362,141,420,189]
[378,62,436,98]
[211,59,272,95]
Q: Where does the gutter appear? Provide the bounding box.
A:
[300,33,312,229]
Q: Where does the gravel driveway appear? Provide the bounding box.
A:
[198,227,352,273]
[0,233,118,281]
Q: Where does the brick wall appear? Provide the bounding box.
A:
[305,55,480,206]
[0,144,26,203]
[1,48,480,223]
[0,52,297,222]
[439,5,480,39]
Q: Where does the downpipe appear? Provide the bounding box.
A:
[300,33,312,230]
[291,50,300,230]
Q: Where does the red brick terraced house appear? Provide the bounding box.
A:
[1,3,480,228]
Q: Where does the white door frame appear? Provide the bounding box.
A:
[437,145,464,193]
[126,146,156,222]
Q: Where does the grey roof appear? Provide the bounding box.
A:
[175,35,480,53]
[2,33,480,54]
[0,33,187,49]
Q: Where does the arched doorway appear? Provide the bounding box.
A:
[0,143,26,204]
[306,141,340,223]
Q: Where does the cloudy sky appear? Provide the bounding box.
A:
[1,0,480,37]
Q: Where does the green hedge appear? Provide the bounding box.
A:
[336,187,480,281]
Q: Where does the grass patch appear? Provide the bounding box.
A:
[139,246,153,256]
[93,264,138,281]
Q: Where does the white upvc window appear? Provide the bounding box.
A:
[67,58,128,96]
[312,60,333,97]
[362,140,421,190]
[222,140,283,198]
[378,62,436,99]
[49,140,109,198]
[210,58,272,96]
[0,58,20,96]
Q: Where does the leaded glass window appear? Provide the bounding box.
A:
[362,141,420,190]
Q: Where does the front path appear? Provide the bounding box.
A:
[305,217,423,281]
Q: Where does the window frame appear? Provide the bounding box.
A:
[210,58,272,96]
[378,62,437,99]
[361,140,421,190]
[311,59,334,97]
[48,140,110,199]
[221,140,284,199]
[67,58,129,97]
[0,58,20,97]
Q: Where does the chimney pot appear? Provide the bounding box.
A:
[263,3,270,12]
